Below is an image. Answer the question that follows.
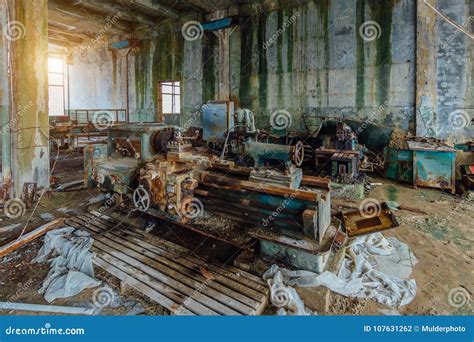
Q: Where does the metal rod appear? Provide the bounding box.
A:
[0,302,95,315]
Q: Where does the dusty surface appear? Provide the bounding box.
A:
[303,177,473,316]
[0,151,472,316]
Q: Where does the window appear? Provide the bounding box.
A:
[48,57,65,116]
[158,81,180,122]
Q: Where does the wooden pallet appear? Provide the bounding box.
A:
[66,212,269,315]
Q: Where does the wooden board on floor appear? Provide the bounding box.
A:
[66,213,268,316]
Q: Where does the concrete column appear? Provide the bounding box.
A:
[0,4,11,187]
[8,0,49,196]
[415,0,439,137]
[217,29,231,101]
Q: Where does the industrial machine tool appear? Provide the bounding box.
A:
[314,121,364,183]
[244,141,304,189]
[84,123,176,193]
[129,136,335,273]
[83,104,341,273]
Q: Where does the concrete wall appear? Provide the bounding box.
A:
[68,48,127,112]
[435,0,473,141]
[65,0,472,141]
[196,0,418,132]
[67,28,183,124]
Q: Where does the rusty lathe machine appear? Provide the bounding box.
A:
[131,140,338,273]
[84,104,346,273]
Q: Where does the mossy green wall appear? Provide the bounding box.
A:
[130,30,184,122]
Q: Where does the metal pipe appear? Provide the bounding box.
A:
[126,48,132,123]
[0,302,95,315]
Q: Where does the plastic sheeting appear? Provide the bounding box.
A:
[263,267,312,315]
[34,227,101,303]
[263,233,417,311]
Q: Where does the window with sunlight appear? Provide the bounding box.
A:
[48,57,65,116]
[159,81,181,115]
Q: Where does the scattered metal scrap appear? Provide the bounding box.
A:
[337,202,399,238]
[0,219,66,258]
[21,182,37,208]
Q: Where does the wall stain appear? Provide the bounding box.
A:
[356,0,366,110]
[368,0,394,106]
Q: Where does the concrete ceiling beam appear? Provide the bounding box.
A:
[48,25,94,39]
[122,0,180,19]
[48,30,84,44]
[73,0,158,27]
[48,0,133,34]
[238,0,312,16]
[183,0,235,13]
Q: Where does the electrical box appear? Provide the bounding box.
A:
[202,101,234,143]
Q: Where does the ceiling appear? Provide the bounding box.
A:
[47,0,240,48]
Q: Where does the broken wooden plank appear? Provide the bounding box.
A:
[53,179,84,192]
[92,240,239,315]
[72,215,268,299]
[92,233,256,315]
[94,252,217,315]
[93,257,194,315]
[67,213,269,315]
[75,213,268,291]
[0,218,65,257]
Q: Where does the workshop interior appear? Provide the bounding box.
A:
[0,0,472,318]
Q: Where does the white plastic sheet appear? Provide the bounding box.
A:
[34,227,101,303]
[263,233,417,311]
[263,266,312,315]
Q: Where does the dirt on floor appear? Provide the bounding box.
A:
[0,150,472,316]
[309,178,473,316]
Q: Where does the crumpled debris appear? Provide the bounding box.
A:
[39,213,55,222]
[263,233,417,310]
[263,266,313,316]
[34,227,101,303]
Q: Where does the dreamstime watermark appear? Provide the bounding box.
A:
[270,109,292,130]
[5,279,34,303]
[72,12,124,62]
[358,198,382,219]
[356,101,388,135]
[5,323,85,336]
[1,101,34,136]
[180,197,204,219]
[440,16,474,49]
[82,193,121,227]
[2,20,26,41]
[263,11,300,49]
[2,198,26,219]
[92,111,115,130]
[448,287,471,308]
[448,110,471,130]
[173,270,223,315]
[445,197,470,223]
[182,106,206,132]
[262,192,298,227]
[181,21,204,41]
[92,286,116,309]
[359,21,381,42]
